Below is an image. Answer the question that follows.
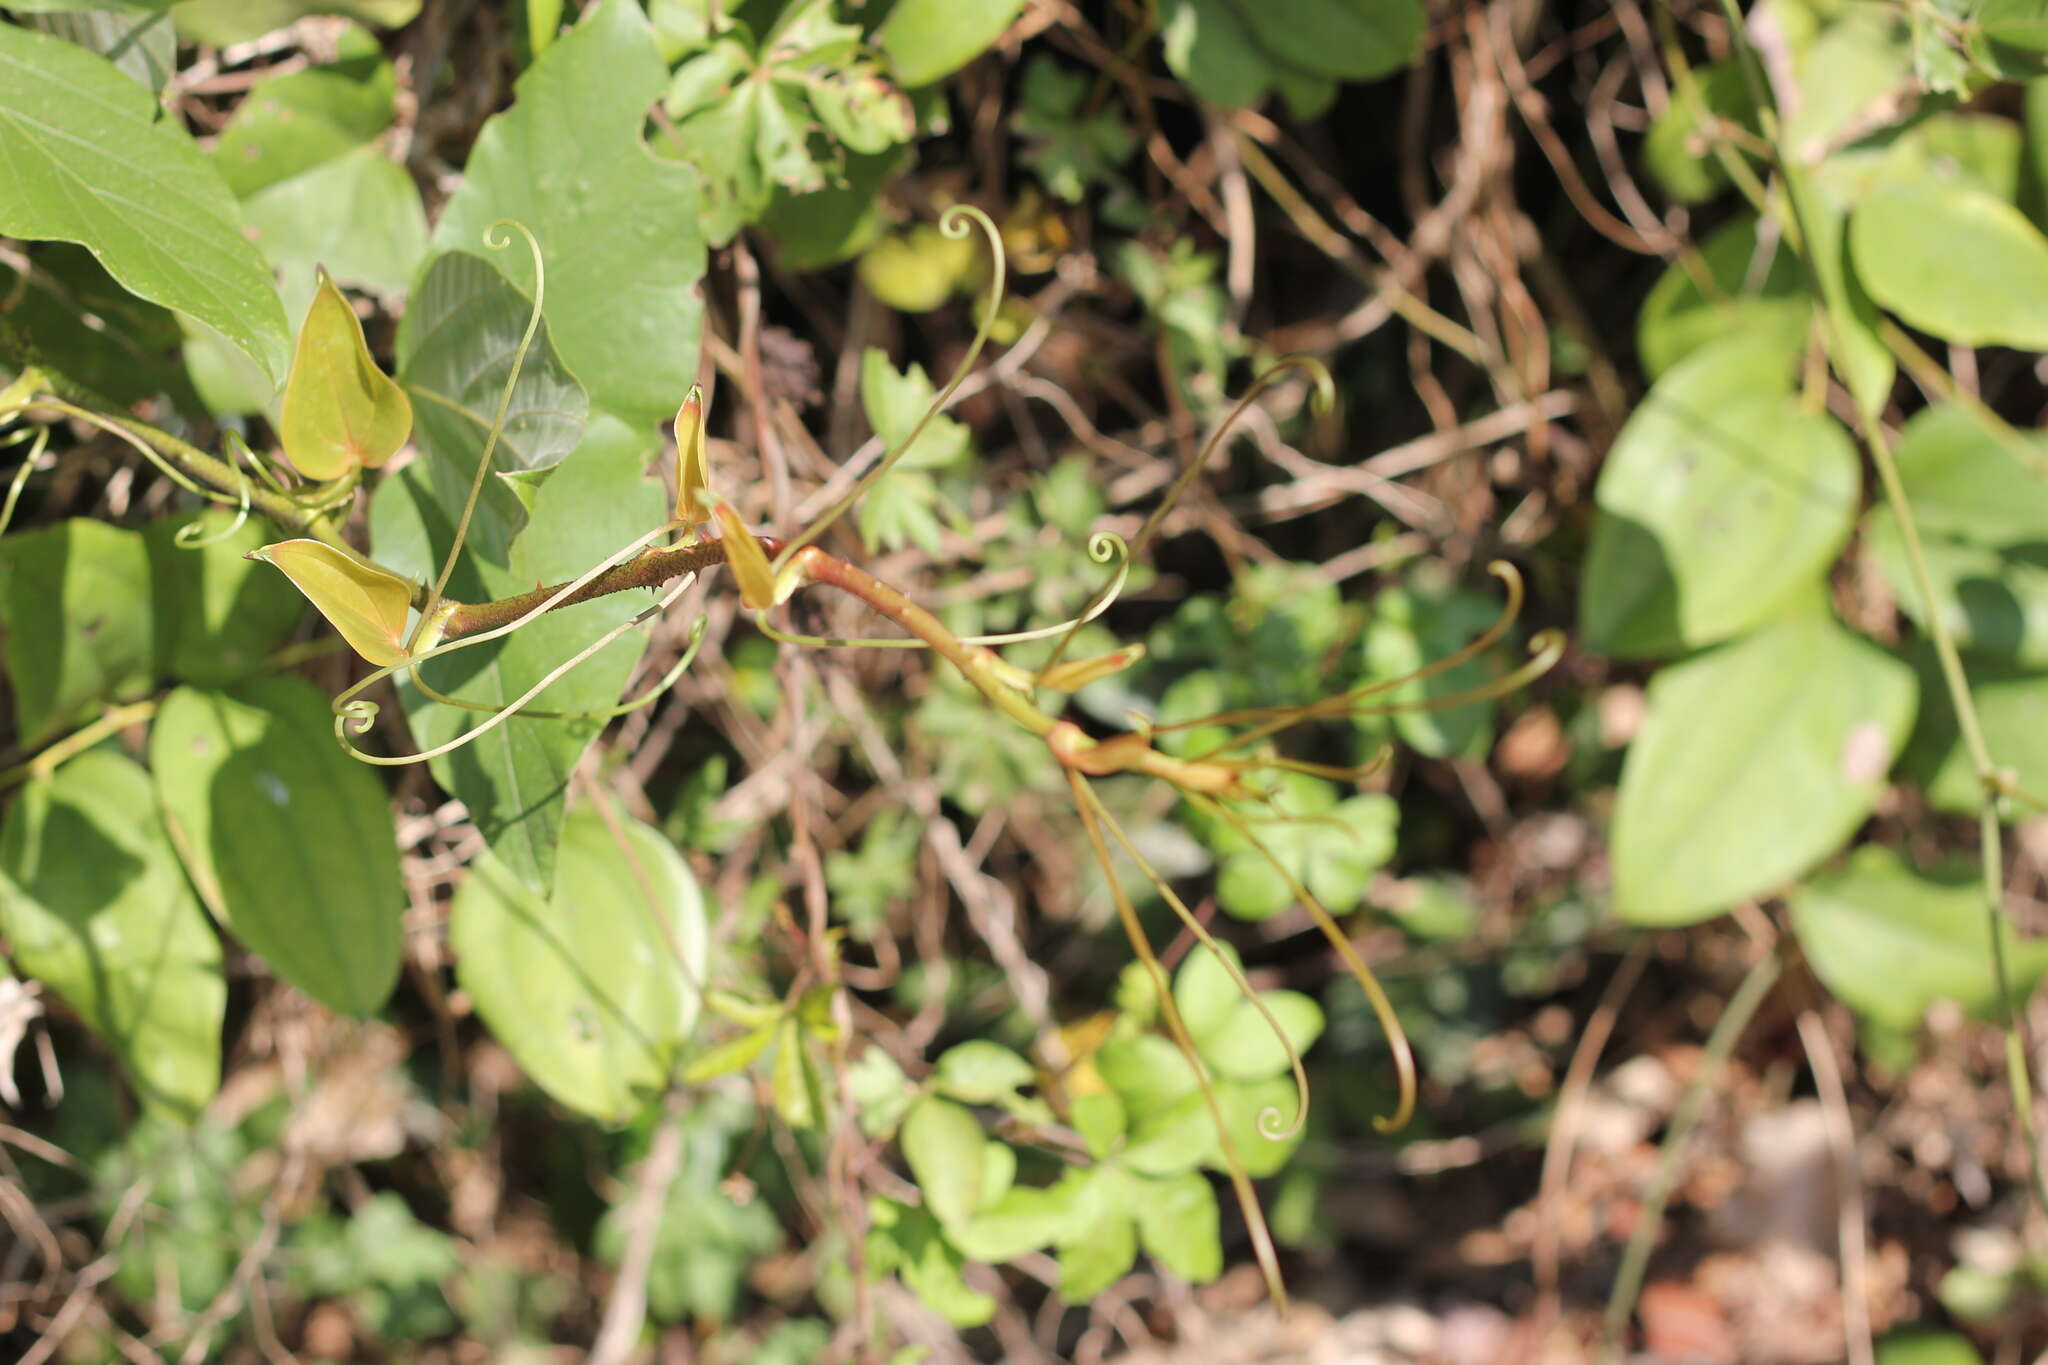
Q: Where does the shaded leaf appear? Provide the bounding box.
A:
[211,24,395,198]
[151,677,404,1015]
[0,750,222,1119]
[877,0,1025,86]
[145,510,305,684]
[0,518,154,745]
[243,146,428,325]
[1636,215,1807,379]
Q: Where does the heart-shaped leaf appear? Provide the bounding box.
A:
[1852,182,2048,350]
[280,270,413,478]
[250,538,415,666]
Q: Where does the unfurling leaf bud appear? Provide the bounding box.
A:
[672,383,710,527]
[712,500,777,610]
[280,270,412,480]
[250,539,415,665]
[1038,644,1147,693]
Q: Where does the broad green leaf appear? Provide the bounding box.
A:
[433,0,707,428]
[370,415,664,895]
[873,1204,996,1326]
[877,0,1025,86]
[0,750,222,1119]
[449,807,707,1122]
[1159,0,1419,110]
[1981,0,2048,54]
[1780,7,1911,159]
[1783,167,1893,421]
[144,509,306,683]
[211,25,395,198]
[244,147,429,325]
[1581,339,1858,657]
[1133,1170,1221,1283]
[171,0,420,45]
[1636,215,1808,379]
[1853,183,2048,349]
[250,538,415,667]
[22,9,176,92]
[932,1040,1034,1104]
[280,271,413,479]
[395,250,588,565]
[1864,404,2048,663]
[900,1095,987,1229]
[1096,1032,1200,1120]
[0,518,153,744]
[1611,618,1917,925]
[0,22,290,382]
[849,1045,916,1137]
[1072,1090,1126,1158]
[1174,940,1250,1043]
[1214,1076,1304,1176]
[151,677,404,1015]
[1903,648,2048,814]
[1789,846,2048,1029]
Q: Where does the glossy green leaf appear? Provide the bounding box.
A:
[1636,215,1808,379]
[1864,404,2048,663]
[0,750,222,1119]
[901,1095,987,1229]
[0,243,200,411]
[211,25,395,198]
[243,146,429,325]
[932,1040,1034,1104]
[370,415,664,896]
[1133,1170,1221,1283]
[151,677,404,1015]
[1790,846,2048,1029]
[144,509,305,684]
[433,0,707,428]
[1581,338,1859,657]
[0,518,153,744]
[449,806,707,1123]
[250,538,415,667]
[280,271,413,479]
[877,0,1025,86]
[1853,183,2048,350]
[394,250,588,565]
[0,22,290,382]
[1611,618,1917,925]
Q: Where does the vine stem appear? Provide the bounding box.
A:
[0,699,159,790]
[1855,407,2048,1213]
[1600,948,1780,1358]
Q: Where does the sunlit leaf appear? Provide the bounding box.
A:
[280,270,413,478]
[251,538,415,667]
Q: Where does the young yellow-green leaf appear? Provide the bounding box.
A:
[151,677,404,1016]
[1133,1169,1221,1283]
[932,1040,1035,1104]
[672,384,709,526]
[681,1022,778,1083]
[771,1016,825,1129]
[877,0,1026,86]
[280,271,412,479]
[450,807,707,1123]
[250,539,415,666]
[901,1095,988,1229]
[713,500,777,610]
[0,750,223,1120]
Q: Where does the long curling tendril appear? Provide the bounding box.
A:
[410,613,707,721]
[1033,355,1335,686]
[1189,790,1418,1134]
[1067,768,1291,1313]
[409,219,547,652]
[173,439,255,548]
[771,205,1005,572]
[1076,779,1312,1142]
